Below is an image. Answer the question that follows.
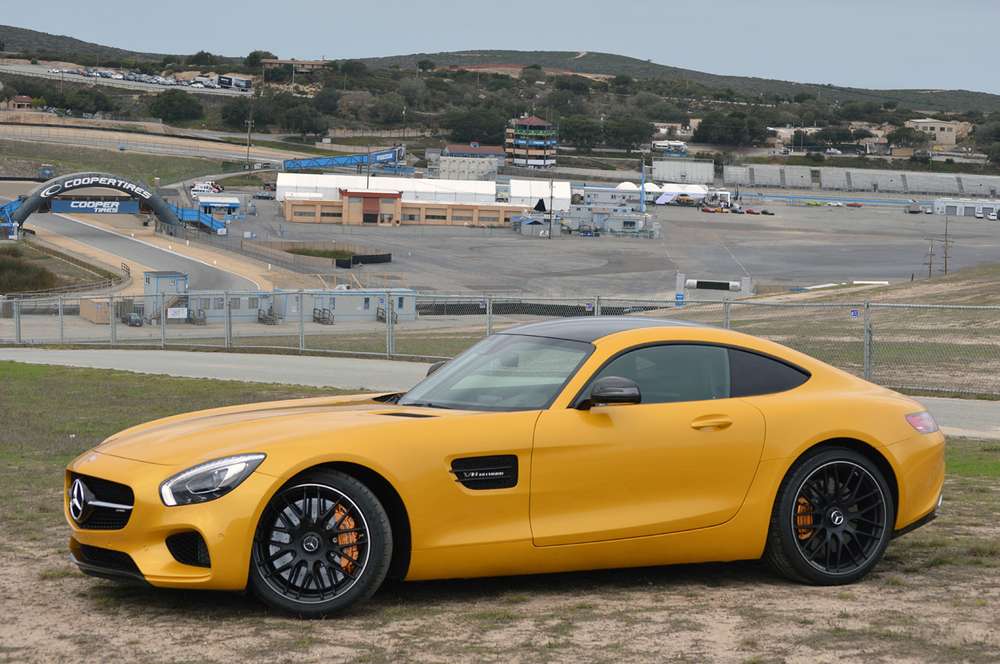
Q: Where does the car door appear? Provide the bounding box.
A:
[529,343,766,547]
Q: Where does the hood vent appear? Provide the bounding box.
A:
[379,411,437,418]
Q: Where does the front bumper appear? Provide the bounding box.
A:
[65,451,274,590]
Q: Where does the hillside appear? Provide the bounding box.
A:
[0,24,167,62]
[360,50,1000,113]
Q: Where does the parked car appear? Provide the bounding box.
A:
[761,209,775,216]
[252,190,276,200]
[989,212,998,222]
[975,210,984,219]
[744,208,760,215]
[120,313,143,327]
[63,318,945,616]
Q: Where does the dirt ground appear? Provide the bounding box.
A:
[1,364,998,664]
[1,472,997,664]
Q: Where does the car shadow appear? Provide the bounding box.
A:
[84,559,788,619]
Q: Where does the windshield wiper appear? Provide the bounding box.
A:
[400,401,453,410]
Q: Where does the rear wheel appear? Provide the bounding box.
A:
[765,447,894,585]
[249,470,392,616]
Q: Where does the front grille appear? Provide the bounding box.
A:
[70,473,135,530]
[77,543,142,575]
[166,531,211,568]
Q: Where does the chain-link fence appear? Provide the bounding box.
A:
[3,293,1000,396]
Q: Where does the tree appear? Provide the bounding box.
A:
[282,104,328,134]
[887,126,929,148]
[398,78,426,107]
[186,50,221,66]
[986,143,1000,164]
[520,65,544,84]
[148,90,204,122]
[340,60,368,78]
[545,89,586,117]
[444,108,506,144]
[560,115,602,152]
[610,75,634,94]
[811,125,854,144]
[245,50,277,68]
[369,92,406,125]
[554,75,590,95]
[793,92,816,103]
[312,86,340,115]
[221,97,251,129]
[604,117,651,152]
[417,59,436,73]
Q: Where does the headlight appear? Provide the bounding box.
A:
[160,454,265,506]
[905,411,939,434]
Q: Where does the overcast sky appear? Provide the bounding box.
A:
[5,0,997,93]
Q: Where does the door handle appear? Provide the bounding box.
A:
[690,415,733,431]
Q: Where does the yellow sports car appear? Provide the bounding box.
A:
[65,318,945,616]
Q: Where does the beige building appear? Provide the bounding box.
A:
[282,191,524,227]
[904,118,973,147]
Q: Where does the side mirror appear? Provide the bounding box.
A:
[426,360,447,377]
[577,376,641,410]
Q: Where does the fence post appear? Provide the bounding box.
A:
[384,290,394,358]
[224,291,232,350]
[863,301,872,381]
[13,300,21,345]
[109,295,117,346]
[486,296,493,336]
[159,294,166,350]
[58,296,64,344]
[594,296,601,317]
[298,290,305,353]
[723,300,731,329]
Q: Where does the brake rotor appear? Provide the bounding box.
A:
[334,505,359,573]
[796,496,814,540]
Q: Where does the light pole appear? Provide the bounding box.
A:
[244,94,255,169]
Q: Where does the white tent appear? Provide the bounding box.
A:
[658,183,709,199]
[508,180,572,211]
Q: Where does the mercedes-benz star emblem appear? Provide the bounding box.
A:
[830,509,845,526]
[302,534,320,553]
[69,479,89,523]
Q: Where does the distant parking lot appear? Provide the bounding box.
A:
[0,63,245,96]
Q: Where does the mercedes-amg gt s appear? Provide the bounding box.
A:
[65,318,944,616]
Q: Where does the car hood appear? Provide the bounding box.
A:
[96,394,468,467]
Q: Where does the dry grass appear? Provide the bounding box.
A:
[0,362,998,662]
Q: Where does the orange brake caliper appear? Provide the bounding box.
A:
[796,496,814,540]
[334,505,359,573]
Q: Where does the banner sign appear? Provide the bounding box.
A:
[51,199,140,214]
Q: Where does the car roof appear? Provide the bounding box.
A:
[499,317,709,343]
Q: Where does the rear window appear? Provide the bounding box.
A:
[729,348,809,397]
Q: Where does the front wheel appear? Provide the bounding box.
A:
[249,470,393,616]
[765,447,894,585]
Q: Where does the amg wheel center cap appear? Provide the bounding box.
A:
[302,533,321,553]
[829,509,845,526]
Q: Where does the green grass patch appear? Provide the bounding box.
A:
[0,138,229,186]
[946,438,1000,478]
[0,251,59,293]
[286,247,354,260]
[0,361,341,547]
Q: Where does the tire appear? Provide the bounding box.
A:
[764,447,894,585]
[249,469,393,616]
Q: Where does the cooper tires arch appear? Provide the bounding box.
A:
[10,172,180,228]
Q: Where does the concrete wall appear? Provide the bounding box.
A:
[750,165,783,186]
[906,173,960,194]
[850,170,906,193]
[437,156,498,181]
[722,166,751,186]
[783,166,813,189]
[960,176,1000,198]
[653,159,714,184]
[819,168,849,189]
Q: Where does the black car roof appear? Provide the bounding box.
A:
[499,317,708,343]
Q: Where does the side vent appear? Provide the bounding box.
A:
[451,455,518,490]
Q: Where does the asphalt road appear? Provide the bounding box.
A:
[27,211,259,291]
[0,348,994,439]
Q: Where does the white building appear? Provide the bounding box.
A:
[933,198,1000,217]
[508,180,572,211]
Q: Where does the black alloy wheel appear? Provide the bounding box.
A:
[249,470,392,616]
[765,447,894,585]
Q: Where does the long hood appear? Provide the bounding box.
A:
[96,394,465,466]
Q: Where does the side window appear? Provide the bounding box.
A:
[728,348,809,397]
[590,344,730,404]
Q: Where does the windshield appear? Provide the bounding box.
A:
[399,334,593,411]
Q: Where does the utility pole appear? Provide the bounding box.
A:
[366,144,372,189]
[244,95,255,169]
[924,241,935,278]
[942,215,951,275]
[548,178,554,240]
